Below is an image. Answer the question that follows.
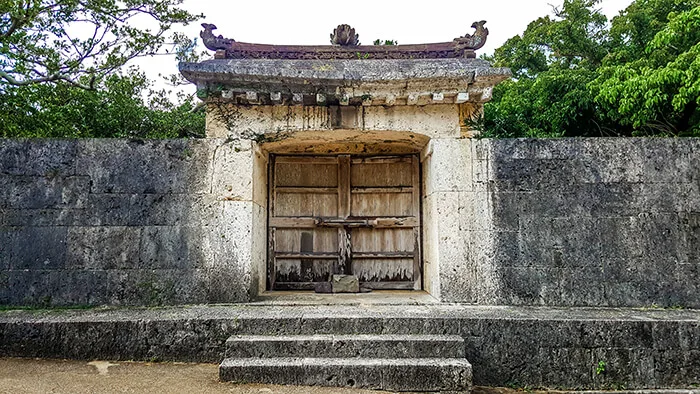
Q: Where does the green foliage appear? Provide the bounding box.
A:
[0,68,205,138]
[0,0,206,138]
[596,360,606,375]
[482,0,700,138]
[373,39,398,45]
[0,0,201,89]
[591,4,700,135]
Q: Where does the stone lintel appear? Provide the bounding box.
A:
[180,58,510,107]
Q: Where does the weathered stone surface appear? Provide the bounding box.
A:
[440,137,700,307]
[225,334,465,359]
[332,274,359,293]
[219,357,472,392]
[76,139,216,194]
[66,226,141,270]
[0,139,252,306]
[0,139,77,176]
[1,304,699,389]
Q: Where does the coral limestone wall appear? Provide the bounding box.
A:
[0,139,265,306]
[431,138,700,307]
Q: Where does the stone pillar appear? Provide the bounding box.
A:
[210,139,268,300]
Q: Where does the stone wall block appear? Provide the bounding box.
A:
[490,158,581,192]
[0,175,90,209]
[653,349,700,387]
[487,191,521,232]
[77,139,214,194]
[106,269,209,306]
[423,139,473,195]
[212,140,254,202]
[591,347,656,389]
[421,193,440,297]
[138,226,206,270]
[7,227,67,270]
[0,227,11,270]
[0,139,77,176]
[66,226,141,270]
[362,104,460,139]
[538,347,594,387]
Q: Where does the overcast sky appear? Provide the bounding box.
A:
[135,0,635,97]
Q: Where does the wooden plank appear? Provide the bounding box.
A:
[275,162,338,187]
[412,155,422,289]
[351,156,413,164]
[269,217,316,228]
[267,154,276,291]
[338,155,350,219]
[275,193,338,217]
[351,161,413,187]
[338,227,352,275]
[352,228,414,252]
[351,193,413,217]
[275,253,338,259]
[275,228,337,253]
[351,187,413,194]
[275,187,337,194]
[352,252,414,259]
[274,259,333,283]
[372,217,419,228]
[276,156,339,164]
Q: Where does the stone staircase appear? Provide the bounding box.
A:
[219,333,472,392]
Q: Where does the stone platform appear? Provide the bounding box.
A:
[1,302,699,390]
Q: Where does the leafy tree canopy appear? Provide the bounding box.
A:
[481,0,700,138]
[0,0,199,89]
[0,0,206,138]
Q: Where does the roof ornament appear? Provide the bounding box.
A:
[196,21,489,59]
[453,21,489,51]
[330,24,360,46]
[200,23,235,51]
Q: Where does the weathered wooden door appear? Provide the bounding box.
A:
[268,155,421,290]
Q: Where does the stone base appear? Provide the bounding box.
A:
[2,304,700,389]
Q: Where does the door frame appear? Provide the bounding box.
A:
[266,154,423,291]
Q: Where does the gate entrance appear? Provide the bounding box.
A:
[268,154,421,290]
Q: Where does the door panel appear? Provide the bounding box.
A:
[350,192,413,217]
[275,193,338,217]
[269,154,421,290]
[274,229,338,253]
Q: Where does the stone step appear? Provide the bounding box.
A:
[225,334,465,359]
[219,357,472,392]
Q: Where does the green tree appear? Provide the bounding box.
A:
[0,68,204,138]
[0,0,206,138]
[591,3,700,135]
[482,0,615,138]
[0,0,199,89]
[481,0,700,138]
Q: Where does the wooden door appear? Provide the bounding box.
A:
[268,155,421,290]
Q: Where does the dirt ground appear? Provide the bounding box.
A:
[0,358,524,394]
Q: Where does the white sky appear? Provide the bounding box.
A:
[133,0,635,98]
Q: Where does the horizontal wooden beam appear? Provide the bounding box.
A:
[275,156,338,164]
[351,187,413,194]
[276,187,338,194]
[353,252,414,259]
[275,252,338,259]
[351,157,413,164]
